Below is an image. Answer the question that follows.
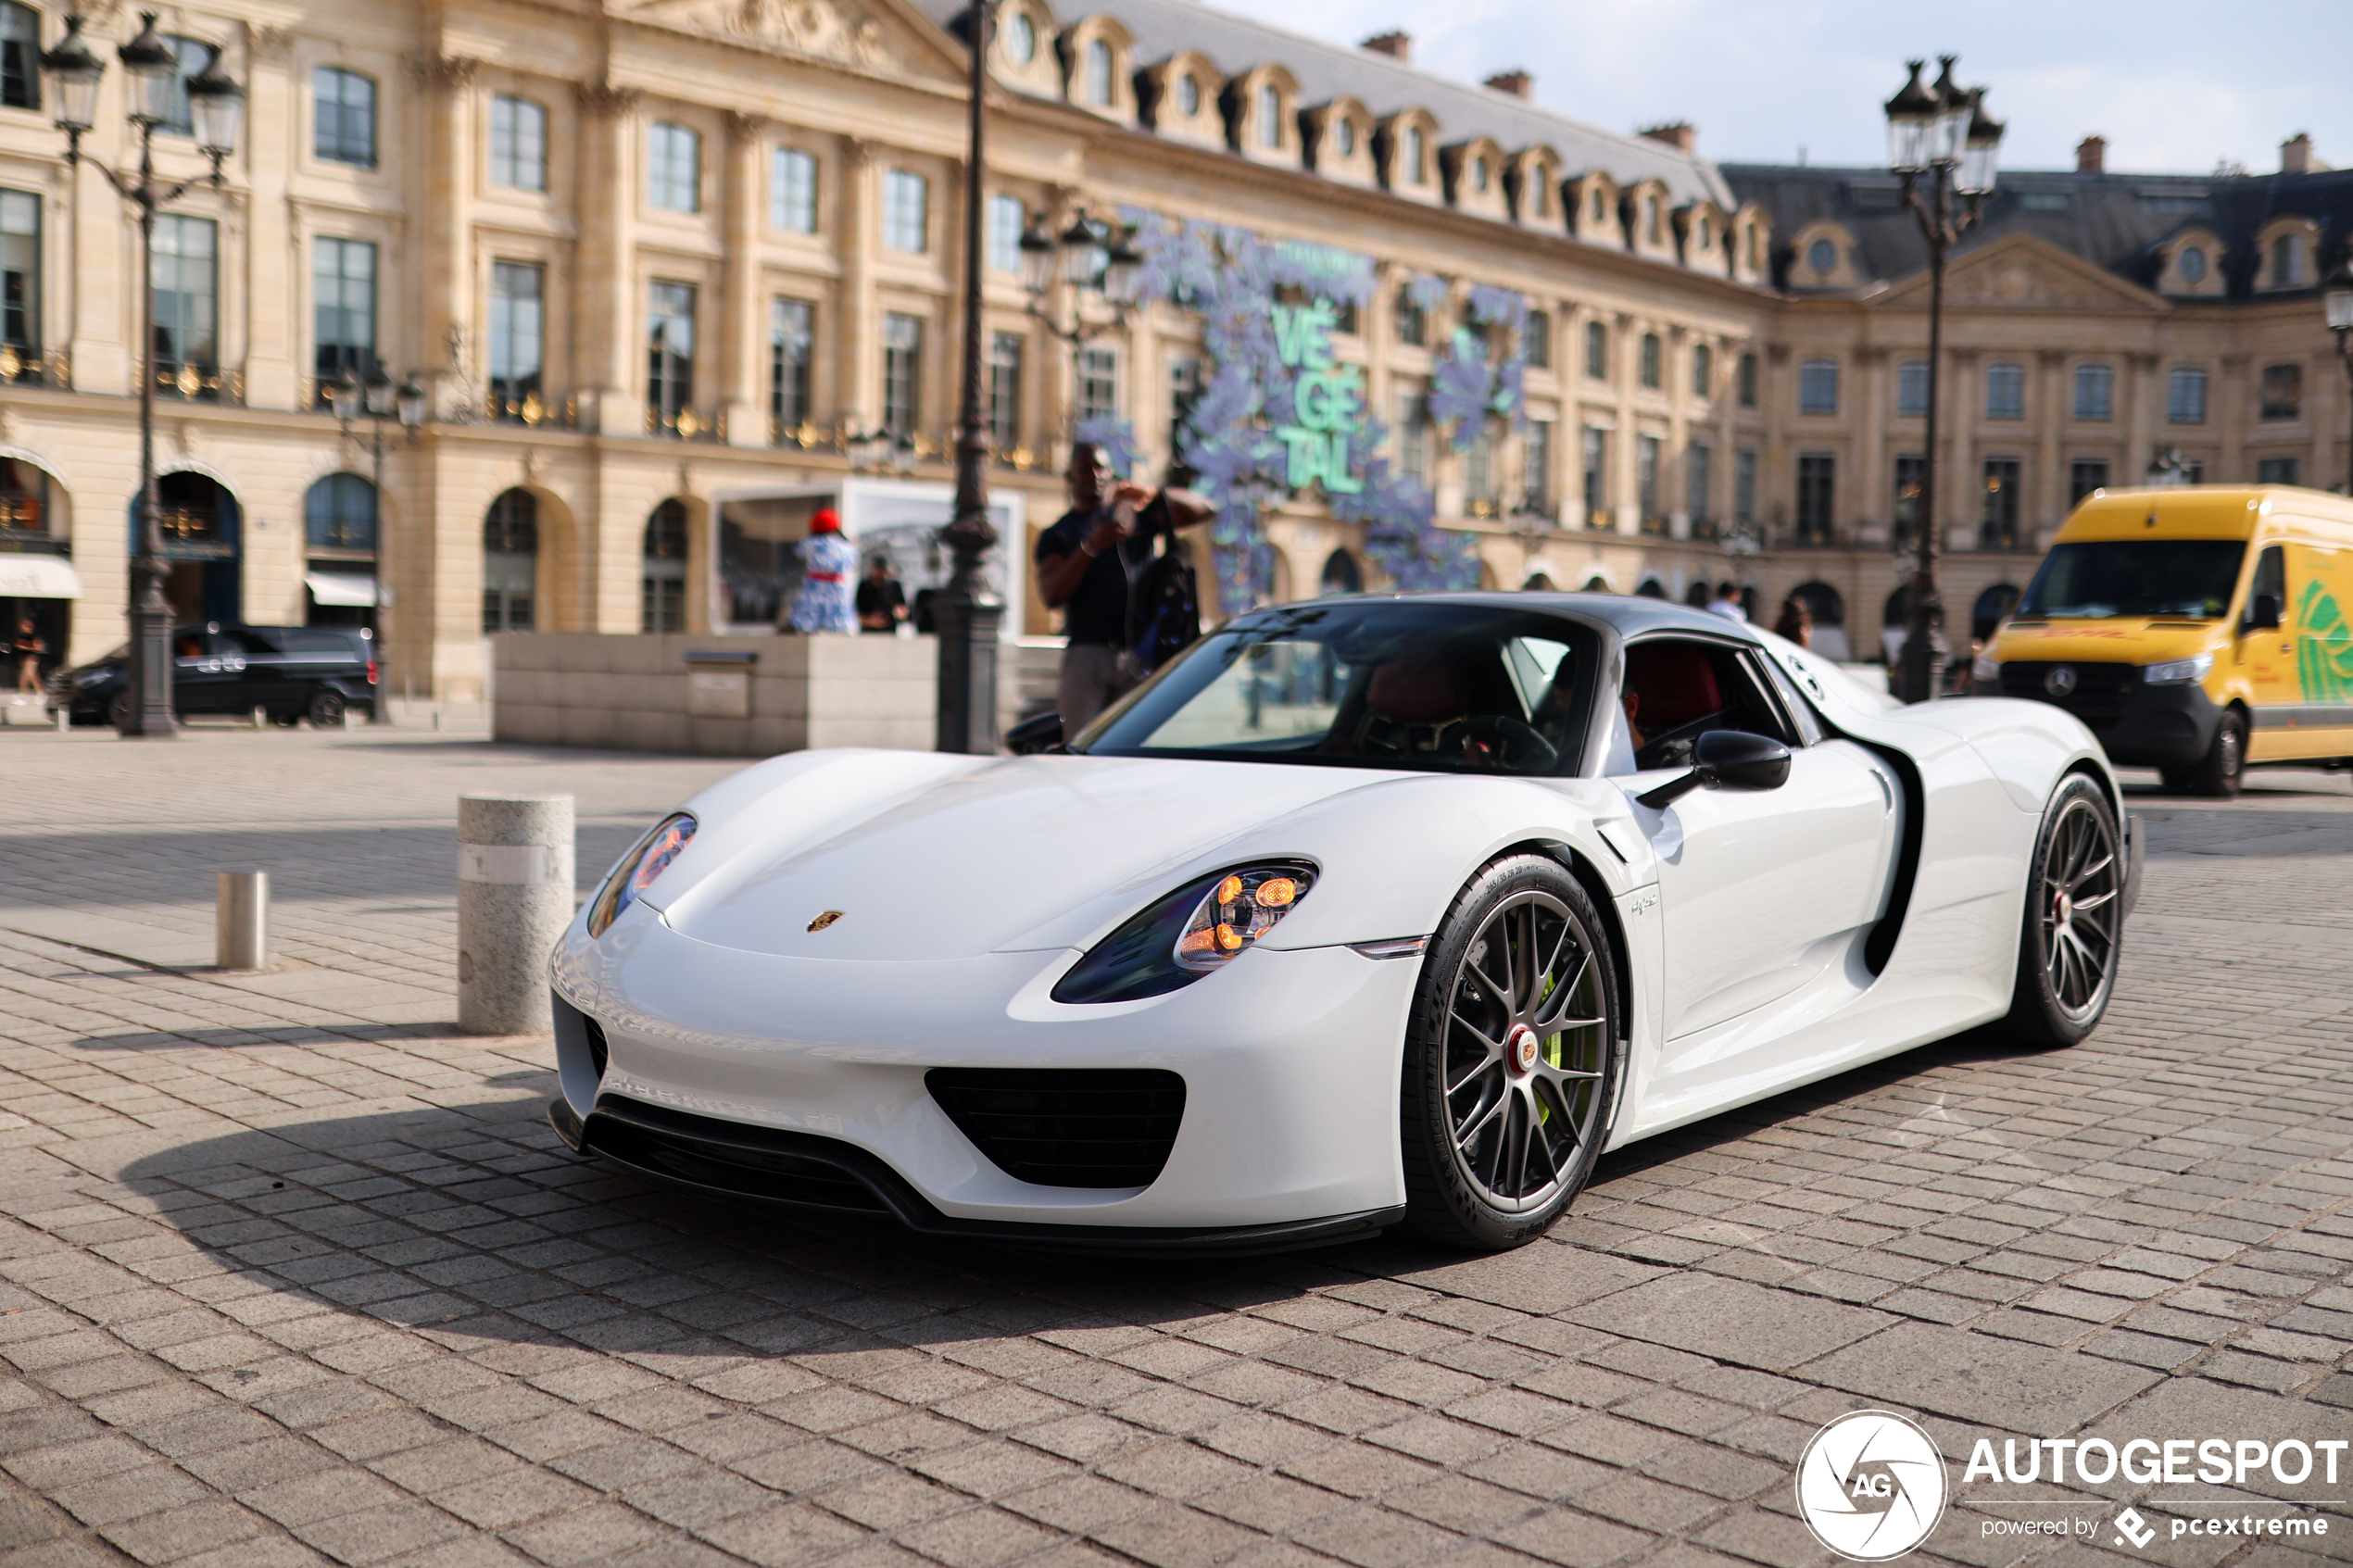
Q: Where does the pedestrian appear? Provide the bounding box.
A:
[785,508,859,633]
[11,618,43,694]
[1034,443,1214,734]
[1706,582,1748,622]
[1773,595,1813,649]
[856,554,908,633]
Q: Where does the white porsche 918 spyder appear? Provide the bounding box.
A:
[547,594,2141,1253]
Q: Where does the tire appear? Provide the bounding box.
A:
[307,688,346,728]
[2002,774,2123,1049]
[1400,855,1622,1250]
[107,692,130,728]
[2187,709,2245,798]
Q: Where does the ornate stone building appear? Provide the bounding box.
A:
[0,0,2345,694]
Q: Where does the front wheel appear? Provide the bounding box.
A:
[2187,709,2245,797]
[1400,855,1621,1250]
[2002,774,2122,1048]
[308,688,346,728]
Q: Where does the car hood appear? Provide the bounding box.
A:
[654,753,1426,961]
[1990,620,2221,663]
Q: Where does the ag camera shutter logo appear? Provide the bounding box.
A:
[1796,1411,1950,1561]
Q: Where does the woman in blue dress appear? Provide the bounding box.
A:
[786,508,860,633]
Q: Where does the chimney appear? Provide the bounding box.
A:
[1483,69,1532,99]
[1639,121,1695,154]
[1360,30,1411,63]
[2075,135,2106,174]
[2281,132,2325,173]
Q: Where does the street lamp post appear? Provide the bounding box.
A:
[937,0,1001,754]
[330,368,427,673]
[42,12,243,737]
[1884,56,2000,705]
[2324,256,2353,495]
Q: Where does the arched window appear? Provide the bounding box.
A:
[1472,155,1489,193]
[1643,195,1660,242]
[1635,577,1667,599]
[304,473,377,552]
[1085,39,1113,107]
[484,489,539,633]
[1403,126,1424,184]
[642,498,688,633]
[1591,187,1607,224]
[1178,73,1200,117]
[1334,116,1354,157]
[1318,548,1362,596]
[0,3,42,110]
[2271,232,2303,288]
[1257,82,1281,147]
[1004,10,1035,66]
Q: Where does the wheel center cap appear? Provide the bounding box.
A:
[1506,1023,1541,1074]
[2055,891,2073,924]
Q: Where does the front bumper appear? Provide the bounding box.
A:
[547,904,1423,1237]
[1996,667,2222,769]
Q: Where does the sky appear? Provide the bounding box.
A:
[1265,0,2351,176]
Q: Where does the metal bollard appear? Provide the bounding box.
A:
[217,871,268,971]
[54,706,67,734]
[456,793,574,1035]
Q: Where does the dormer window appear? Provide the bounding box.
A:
[1529,181,1548,218]
[2178,245,2207,282]
[1258,82,1281,146]
[1694,216,1710,251]
[1472,155,1489,192]
[1178,73,1200,116]
[1591,188,1605,223]
[1086,39,1113,107]
[1807,238,1836,273]
[1644,195,1660,243]
[1405,126,1425,183]
[1336,117,1354,156]
[2273,232,2302,287]
[1006,11,1035,64]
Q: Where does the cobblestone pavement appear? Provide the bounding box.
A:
[0,723,2348,1568]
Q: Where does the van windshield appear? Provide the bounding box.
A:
[2017,540,2247,621]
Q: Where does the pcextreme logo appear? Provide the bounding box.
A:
[1795,1411,1950,1562]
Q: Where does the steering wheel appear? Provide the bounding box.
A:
[1462,714,1558,772]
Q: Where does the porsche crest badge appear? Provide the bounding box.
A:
[808,910,845,932]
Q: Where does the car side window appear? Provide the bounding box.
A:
[1620,638,1796,771]
[1751,652,1823,746]
[2244,546,2286,632]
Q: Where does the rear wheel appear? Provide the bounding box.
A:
[2002,774,2122,1048]
[307,688,346,728]
[1400,856,1620,1250]
[2187,709,2245,797]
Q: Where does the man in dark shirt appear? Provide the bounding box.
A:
[855,556,908,633]
[1034,443,1213,734]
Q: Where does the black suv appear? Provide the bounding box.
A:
[51,623,380,728]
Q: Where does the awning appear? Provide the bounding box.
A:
[0,555,81,599]
[305,571,381,608]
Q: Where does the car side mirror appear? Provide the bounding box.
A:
[1005,711,1065,755]
[1635,729,1793,809]
[2245,593,2282,633]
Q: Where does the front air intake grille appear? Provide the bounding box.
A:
[583,1015,610,1078]
[1999,660,2140,720]
[925,1069,1186,1189]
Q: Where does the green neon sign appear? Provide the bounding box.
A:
[1272,301,1364,496]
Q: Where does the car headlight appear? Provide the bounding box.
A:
[2143,653,2213,685]
[1971,653,2002,682]
[1053,861,1317,1005]
[585,813,697,937]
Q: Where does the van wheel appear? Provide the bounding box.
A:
[307,689,346,728]
[2187,709,2245,798]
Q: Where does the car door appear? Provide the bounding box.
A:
[2238,543,2301,759]
[170,629,243,715]
[220,628,293,714]
[1615,635,1900,1042]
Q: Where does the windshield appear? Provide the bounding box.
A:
[2018,540,2247,621]
[1076,602,1601,776]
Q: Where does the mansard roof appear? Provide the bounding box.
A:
[917,0,1733,210]
[1722,161,2353,303]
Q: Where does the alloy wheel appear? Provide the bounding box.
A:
[2041,796,2120,1018]
[1440,889,1610,1212]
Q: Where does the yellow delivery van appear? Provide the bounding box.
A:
[1980,485,2353,797]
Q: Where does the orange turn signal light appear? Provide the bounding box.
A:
[1216,874,1245,905]
[1255,877,1298,908]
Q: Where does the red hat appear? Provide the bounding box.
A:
[809,508,841,534]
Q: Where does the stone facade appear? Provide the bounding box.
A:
[0,0,2345,695]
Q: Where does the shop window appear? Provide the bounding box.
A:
[1319,549,1362,596]
[305,473,378,553]
[642,499,687,633]
[0,456,48,536]
[483,489,538,633]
